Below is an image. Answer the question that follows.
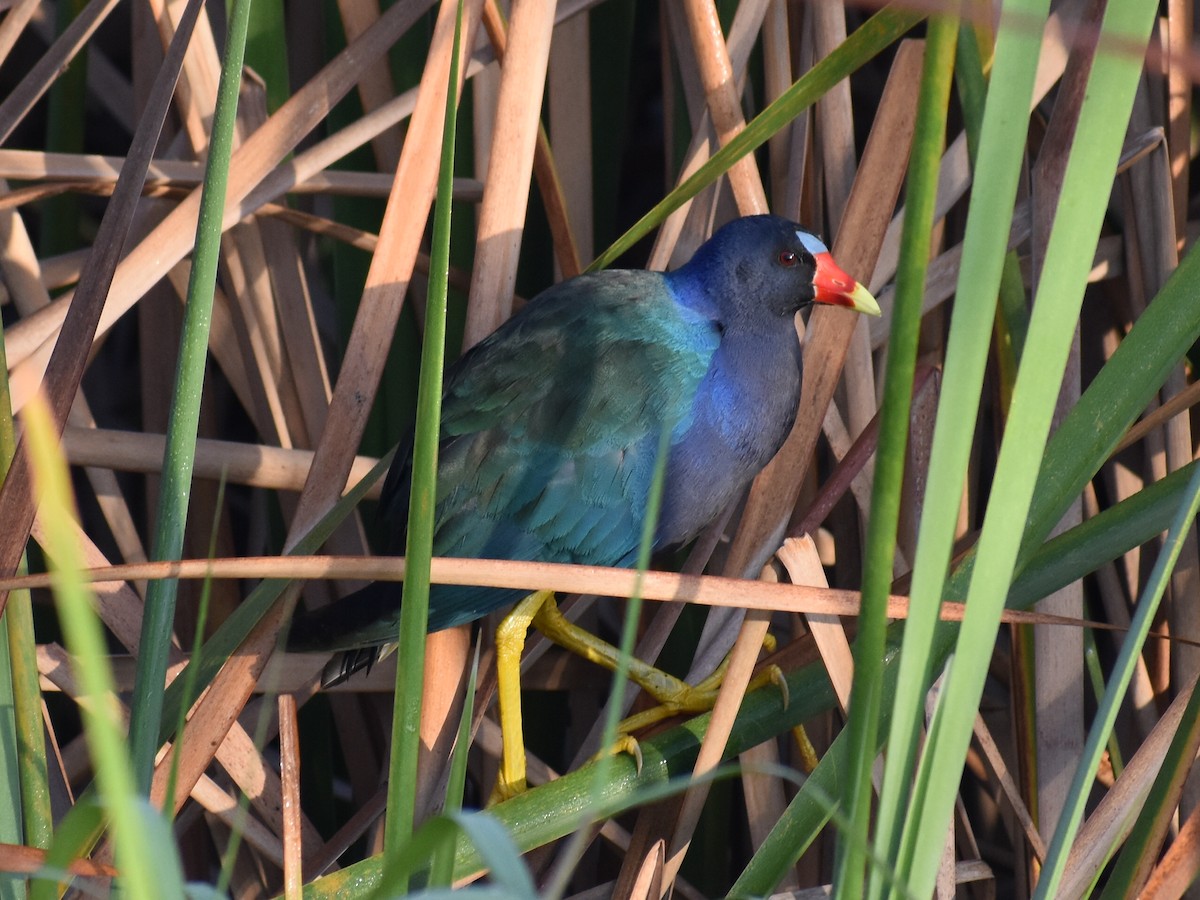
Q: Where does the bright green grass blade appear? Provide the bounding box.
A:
[1036,466,1200,896]
[734,212,1200,900]
[23,395,186,900]
[587,3,922,272]
[871,0,1053,882]
[0,609,18,900]
[836,15,957,897]
[894,1,1159,893]
[0,290,47,885]
[3,575,47,853]
[383,0,464,875]
[126,0,255,792]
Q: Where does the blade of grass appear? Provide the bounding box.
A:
[732,175,1200,899]
[837,16,956,897]
[23,393,185,899]
[893,1,1159,892]
[0,271,49,863]
[382,0,463,878]
[868,0,1052,884]
[127,0,253,794]
[0,592,18,900]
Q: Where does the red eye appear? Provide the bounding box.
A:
[778,250,798,267]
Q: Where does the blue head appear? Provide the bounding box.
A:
[666,215,880,330]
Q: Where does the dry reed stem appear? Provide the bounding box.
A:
[627,839,665,900]
[739,741,794,883]
[778,537,854,711]
[279,693,303,897]
[37,643,298,868]
[762,0,792,212]
[0,554,1148,643]
[0,0,39,69]
[467,0,558,341]
[336,0,403,171]
[678,0,768,215]
[1140,795,1200,897]
[972,712,1047,861]
[58,398,379,504]
[0,841,117,878]
[549,12,594,266]
[478,1,583,279]
[0,0,121,144]
[812,0,854,235]
[39,649,396,695]
[1167,0,1192,248]
[3,0,433,392]
[647,0,772,272]
[663,607,771,890]
[149,0,219,150]
[0,147,445,197]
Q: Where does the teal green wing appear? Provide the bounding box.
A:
[383,270,719,631]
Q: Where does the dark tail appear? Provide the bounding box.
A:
[286,581,401,687]
[319,645,390,688]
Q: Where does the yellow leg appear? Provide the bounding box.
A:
[490,592,790,800]
[793,724,820,774]
[490,589,555,803]
[533,597,787,733]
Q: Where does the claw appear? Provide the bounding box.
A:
[588,734,643,775]
[619,735,644,775]
[768,665,789,711]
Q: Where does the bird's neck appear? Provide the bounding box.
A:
[664,257,728,321]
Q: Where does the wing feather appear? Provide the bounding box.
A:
[375,271,719,632]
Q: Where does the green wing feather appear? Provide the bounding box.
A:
[379,270,719,632]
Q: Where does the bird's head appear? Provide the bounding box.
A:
[670,215,881,326]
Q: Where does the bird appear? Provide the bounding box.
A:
[287,214,879,797]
